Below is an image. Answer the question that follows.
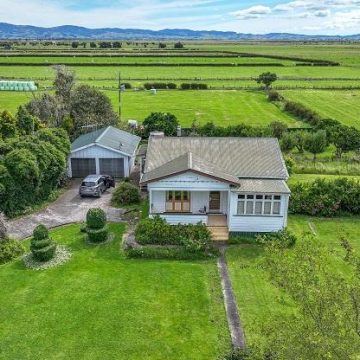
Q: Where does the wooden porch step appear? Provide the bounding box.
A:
[208,226,229,241]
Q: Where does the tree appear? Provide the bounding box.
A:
[70,85,118,135]
[159,42,167,49]
[256,72,278,90]
[174,41,184,49]
[71,41,79,48]
[261,236,360,359]
[16,106,37,135]
[293,130,306,153]
[90,42,97,48]
[269,121,287,139]
[112,41,122,48]
[280,132,296,153]
[0,111,17,139]
[304,130,327,163]
[53,65,75,103]
[142,112,179,137]
[26,92,61,126]
[332,125,360,158]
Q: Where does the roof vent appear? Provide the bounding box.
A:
[119,142,123,149]
[149,131,165,138]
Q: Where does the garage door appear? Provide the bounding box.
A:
[99,158,124,178]
[71,158,96,178]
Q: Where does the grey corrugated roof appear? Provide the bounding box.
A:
[141,152,241,185]
[237,179,291,194]
[144,137,288,180]
[72,126,141,156]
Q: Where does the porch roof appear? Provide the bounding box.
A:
[237,179,291,194]
[141,151,241,185]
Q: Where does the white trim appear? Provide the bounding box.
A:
[71,143,132,158]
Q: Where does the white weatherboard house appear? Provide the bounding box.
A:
[140,134,290,239]
[68,126,141,178]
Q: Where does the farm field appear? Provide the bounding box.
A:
[0,90,299,127]
[227,215,360,347]
[289,173,360,185]
[282,89,360,129]
[0,224,229,360]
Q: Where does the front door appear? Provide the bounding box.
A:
[209,191,221,212]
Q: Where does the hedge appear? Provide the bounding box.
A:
[135,216,211,251]
[289,178,360,217]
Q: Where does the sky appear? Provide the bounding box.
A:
[1,0,360,35]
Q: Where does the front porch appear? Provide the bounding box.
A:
[149,189,229,223]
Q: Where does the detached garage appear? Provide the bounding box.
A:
[68,126,141,178]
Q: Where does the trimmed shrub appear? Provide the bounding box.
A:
[180,83,208,90]
[111,182,141,206]
[268,90,281,102]
[86,208,107,230]
[256,229,297,248]
[86,208,108,243]
[30,224,57,262]
[0,238,24,264]
[87,226,109,243]
[144,83,176,90]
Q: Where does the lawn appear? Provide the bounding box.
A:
[0,89,298,127]
[109,89,298,127]
[281,90,360,129]
[226,215,360,347]
[0,223,229,360]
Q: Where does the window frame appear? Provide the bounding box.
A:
[236,193,282,216]
[166,191,191,213]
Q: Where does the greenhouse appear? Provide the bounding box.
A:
[0,81,37,91]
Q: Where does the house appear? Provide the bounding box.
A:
[68,126,141,178]
[140,133,290,239]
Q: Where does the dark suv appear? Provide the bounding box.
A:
[79,175,115,198]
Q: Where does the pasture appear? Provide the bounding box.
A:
[281,90,360,129]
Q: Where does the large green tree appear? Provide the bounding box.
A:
[0,111,17,139]
[256,72,278,90]
[142,112,179,137]
[332,125,360,158]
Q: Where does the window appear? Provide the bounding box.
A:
[166,191,191,212]
[237,194,282,216]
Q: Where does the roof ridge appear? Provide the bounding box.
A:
[95,126,110,143]
[188,151,192,168]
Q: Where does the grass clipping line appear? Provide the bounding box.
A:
[23,245,72,270]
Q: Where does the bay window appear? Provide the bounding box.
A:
[237,194,282,216]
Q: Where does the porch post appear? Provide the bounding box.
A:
[149,189,153,215]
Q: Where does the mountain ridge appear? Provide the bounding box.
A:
[1,22,360,40]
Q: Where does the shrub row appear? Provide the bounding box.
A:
[289,178,360,217]
[180,83,208,90]
[144,82,177,90]
[135,216,211,250]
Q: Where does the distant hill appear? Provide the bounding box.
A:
[0,23,360,41]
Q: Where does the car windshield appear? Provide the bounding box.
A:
[82,181,96,187]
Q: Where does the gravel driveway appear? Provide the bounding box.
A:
[7,180,124,240]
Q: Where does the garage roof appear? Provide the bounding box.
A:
[71,126,141,156]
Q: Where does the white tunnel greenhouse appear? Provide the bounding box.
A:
[0,81,37,91]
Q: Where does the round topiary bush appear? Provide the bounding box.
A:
[86,208,107,230]
[30,224,57,262]
[111,182,141,206]
[86,208,108,243]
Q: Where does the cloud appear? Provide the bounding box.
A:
[314,9,330,17]
[230,5,271,20]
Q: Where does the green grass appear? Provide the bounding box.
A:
[289,173,360,185]
[0,224,229,360]
[282,90,360,129]
[108,90,298,127]
[0,89,299,127]
[226,215,360,347]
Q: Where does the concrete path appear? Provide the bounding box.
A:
[217,245,246,349]
[7,180,124,240]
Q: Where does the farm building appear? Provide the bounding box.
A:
[68,126,141,178]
